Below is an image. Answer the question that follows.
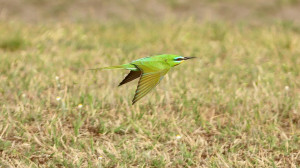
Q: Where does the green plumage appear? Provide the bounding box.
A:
[91,54,195,104]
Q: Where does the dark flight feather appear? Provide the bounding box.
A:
[118,70,142,86]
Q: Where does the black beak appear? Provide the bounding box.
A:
[183,57,196,60]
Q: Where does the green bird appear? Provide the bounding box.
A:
[92,54,195,104]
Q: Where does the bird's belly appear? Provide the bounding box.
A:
[124,63,139,71]
[126,67,139,71]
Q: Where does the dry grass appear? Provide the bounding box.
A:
[0,20,300,167]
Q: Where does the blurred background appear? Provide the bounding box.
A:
[1,0,300,23]
[1,0,300,167]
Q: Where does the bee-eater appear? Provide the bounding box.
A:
[91,54,195,104]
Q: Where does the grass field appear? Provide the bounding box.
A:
[0,20,300,167]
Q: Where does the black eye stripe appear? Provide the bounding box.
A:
[175,58,184,61]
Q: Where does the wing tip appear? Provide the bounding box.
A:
[132,97,138,105]
[132,100,137,105]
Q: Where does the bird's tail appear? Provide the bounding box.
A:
[89,65,125,71]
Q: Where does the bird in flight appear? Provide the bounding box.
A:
[91,54,195,104]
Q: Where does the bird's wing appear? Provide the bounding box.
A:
[118,70,142,86]
[132,67,169,104]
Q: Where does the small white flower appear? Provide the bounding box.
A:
[22,93,26,98]
[98,156,103,160]
[176,135,182,140]
[55,76,59,80]
[285,86,289,91]
[78,104,83,109]
[56,96,61,101]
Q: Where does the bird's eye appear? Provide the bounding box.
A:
[174,58,184,61]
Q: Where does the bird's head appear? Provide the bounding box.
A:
[166,55,196,67]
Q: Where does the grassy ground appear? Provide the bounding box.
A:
[0,20,300,167]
